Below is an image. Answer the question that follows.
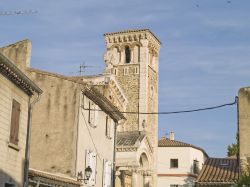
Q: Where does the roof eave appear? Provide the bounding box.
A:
[0,52,42,95]
[82,86,125,122]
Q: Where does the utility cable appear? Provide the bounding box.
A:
[81,97,237,115]
[80,106,102,161]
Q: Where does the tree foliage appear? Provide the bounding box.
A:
[227,143,239,157]
[237,167,250,187]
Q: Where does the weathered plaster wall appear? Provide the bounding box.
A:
[157,147,206,187]
[0,74,29,186]
[238,87,250,173]
[0,40,32,71]
[28,70,80,177]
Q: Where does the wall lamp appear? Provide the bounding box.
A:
[77,166,93,184]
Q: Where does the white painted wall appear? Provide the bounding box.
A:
[76,94,116,187]
[0,74,29,186]
[157,146,207,187]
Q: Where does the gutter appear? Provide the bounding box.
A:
[112,122,117,187]
[23,93,41,187]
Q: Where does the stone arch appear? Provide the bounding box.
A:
[110,44,121,52]
[120,43,133,50]
[139,152,149,170]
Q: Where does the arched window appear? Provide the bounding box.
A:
[125,46,131,63]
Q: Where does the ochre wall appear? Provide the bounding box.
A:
[28,70,80,176]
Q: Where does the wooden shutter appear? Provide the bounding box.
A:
[89,101,96,126]
[89,152,97,186]
[103,160,112,187]
[10,99,20,145]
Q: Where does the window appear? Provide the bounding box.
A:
[88,101,97,127]
[113,68,118,75]
[170,159,178,168]
[5,183,15,187]
[10,99,21,145]
[193,160,200,174]
[105,116,112,138]
[123,67,129,75]
[134,67,139,74]
[125,46,131,63]
[103,160,112,187]
[85,150,97,186]
[170,185,179,187]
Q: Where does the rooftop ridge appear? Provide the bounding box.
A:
[158,137,208,157]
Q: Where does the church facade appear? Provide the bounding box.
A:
[103,29,161,187]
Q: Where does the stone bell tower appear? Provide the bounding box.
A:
[103,29,161,146]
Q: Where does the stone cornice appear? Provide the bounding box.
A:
[104,29,161,54]
[116,146,138,152]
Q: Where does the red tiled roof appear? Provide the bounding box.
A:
[158,137,208,157]
[196,158,239,185]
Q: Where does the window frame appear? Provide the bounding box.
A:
[125,46,131,64]
[9,99,21,146]
[170,158,178,168]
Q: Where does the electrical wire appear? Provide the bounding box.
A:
[81,97,237,115]
[80,105,103,161]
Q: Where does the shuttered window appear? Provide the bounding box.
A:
[105,116,111,138]
[103,160,112,187]
[9,99,21,145]
[88,101,97,127]
[85,150,97,186]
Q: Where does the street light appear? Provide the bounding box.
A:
[77,166,93,184]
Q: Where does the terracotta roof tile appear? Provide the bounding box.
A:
[196,158,239,185]
[158,137,208,157]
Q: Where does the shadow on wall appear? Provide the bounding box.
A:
[0,169,21,187]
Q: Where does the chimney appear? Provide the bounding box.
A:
[169,132,175,140]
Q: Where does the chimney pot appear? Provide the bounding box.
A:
[169,132,175,140]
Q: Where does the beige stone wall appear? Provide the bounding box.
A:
[115,64,140,131]
[28,70,80,177]
[238,87,250,173]
[0,74,29,186]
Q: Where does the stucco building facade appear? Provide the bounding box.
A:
[27,67,125,186]
[0,42,42,187]
[157,133,208,187]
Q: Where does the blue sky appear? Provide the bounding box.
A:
[1,0,250,157]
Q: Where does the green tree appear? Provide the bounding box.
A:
[237,167,250,187]
[227,143,239,157]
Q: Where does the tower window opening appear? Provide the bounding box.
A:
[125,46,131,63]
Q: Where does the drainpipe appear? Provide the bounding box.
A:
[23,93,41,187]
[112,121,118,187]
[236,96,240,177]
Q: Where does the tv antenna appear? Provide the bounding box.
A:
[78,62,100,76]
[0,10,38,16]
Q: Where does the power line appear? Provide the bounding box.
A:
[0,10,38,16]
[81,97,237,115]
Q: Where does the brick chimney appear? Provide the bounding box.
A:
[169,132,175,140]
